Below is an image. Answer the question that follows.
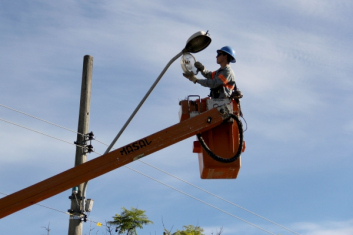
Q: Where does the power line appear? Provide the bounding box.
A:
[0,103,107,154]
[138,160,300,235]
[0,178,277,235]
[0,105,299,234]
[96,149,298,234]
[0,192,105,228]
[0,104,81,136]
[0,103,110,151]
[85,150,283,235]
[0,172,275,235]
[0,123,282,235]
[0,117,98,155]
[0,117,76,146]
[124,166,277,235]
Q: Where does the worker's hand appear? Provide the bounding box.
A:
[194,61,205,72]
[183,72,198,84]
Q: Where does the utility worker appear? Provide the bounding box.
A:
[183,46,237,99]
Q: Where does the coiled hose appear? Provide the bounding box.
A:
[196,114,243,163]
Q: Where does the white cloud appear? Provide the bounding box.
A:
[294,219,353,235]
[274,1,353,22]
[0,1,352,235]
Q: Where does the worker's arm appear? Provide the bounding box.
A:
[197,69,233,89]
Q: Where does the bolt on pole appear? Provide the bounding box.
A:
[68,55,93,235]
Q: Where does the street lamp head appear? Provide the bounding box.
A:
[184,31,212,53]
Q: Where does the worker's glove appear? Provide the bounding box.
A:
[183,72,198,84]
[194,61,205,72]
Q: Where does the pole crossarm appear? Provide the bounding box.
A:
[0,106,230,219]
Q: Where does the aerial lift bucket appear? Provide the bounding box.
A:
[179,96,245,179]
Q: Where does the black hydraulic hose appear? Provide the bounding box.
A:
[197,114,243,163]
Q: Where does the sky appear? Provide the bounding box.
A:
[0,0,352,234]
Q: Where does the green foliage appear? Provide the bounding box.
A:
[107,207,153,235]
[164,225,205,235]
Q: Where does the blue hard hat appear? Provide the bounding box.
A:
[217,46,236,63]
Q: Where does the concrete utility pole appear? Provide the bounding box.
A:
[68,55,93,235]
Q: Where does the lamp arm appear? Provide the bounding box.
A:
[104,50,184,154]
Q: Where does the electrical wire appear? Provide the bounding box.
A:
[124,166,276,235]
[0,191,106,228]
[0,103,108,154]
[0,117,76,146]
[0,104,82,136]
[74,194,81,210]
[0,121,280,235]
[0,105,299,234]
[0,180,275,235]
[85,149,285,235]
[0,117,98,155]
[99,149,299,234]
[138,160,300,235]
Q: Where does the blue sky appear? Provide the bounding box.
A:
[0,1,352,234]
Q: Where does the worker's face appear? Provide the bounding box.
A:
[216,52,227,64]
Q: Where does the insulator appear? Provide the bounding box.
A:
[87,145,94,153]
[88,131,95,140]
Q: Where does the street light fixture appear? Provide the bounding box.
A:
[105,31,212,154]
[184,31,212,53]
